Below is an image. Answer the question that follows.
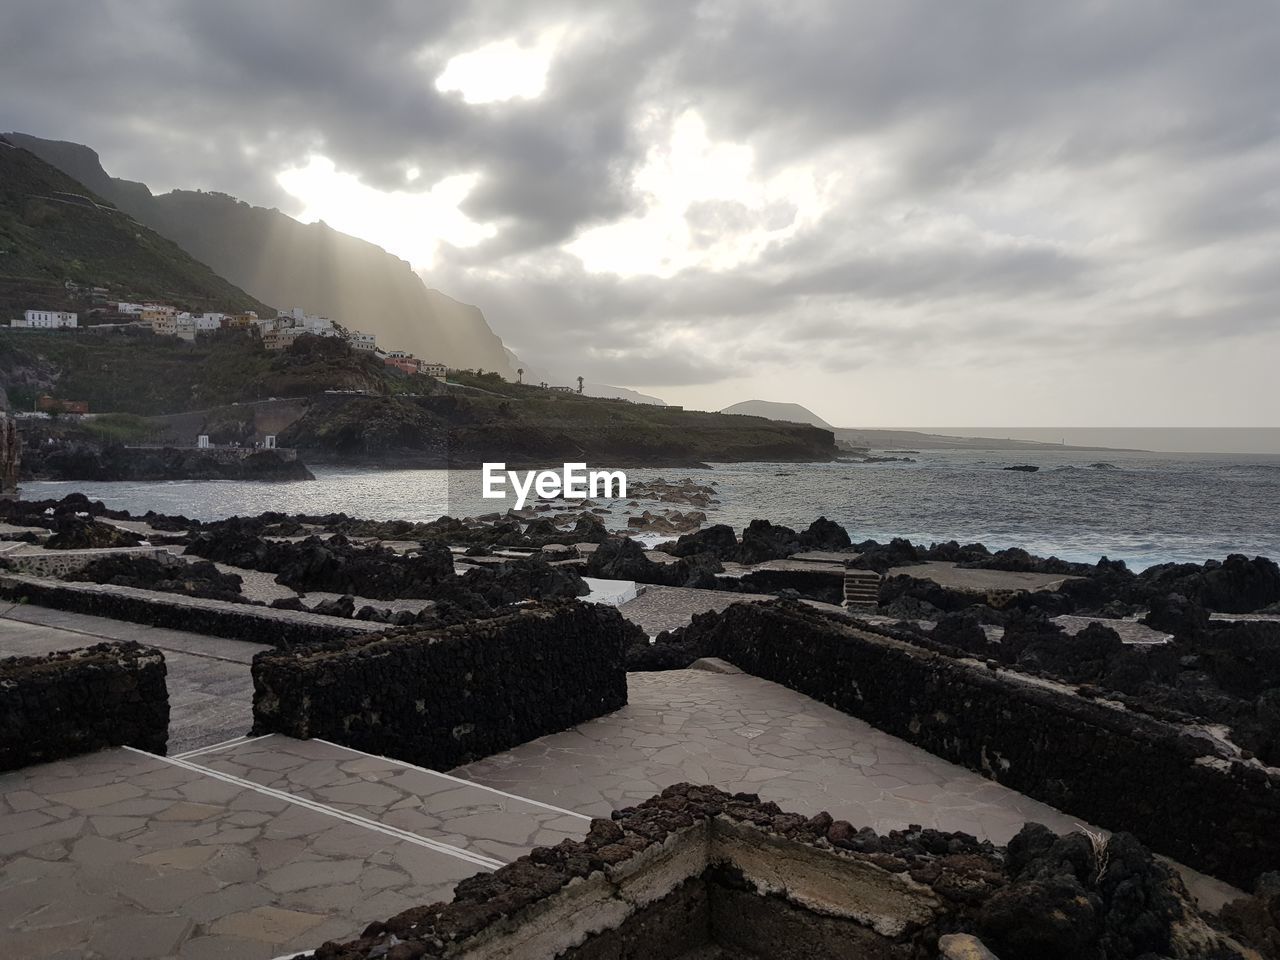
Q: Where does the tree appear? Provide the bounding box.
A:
[576,376,584,394]
[517,367,524,383]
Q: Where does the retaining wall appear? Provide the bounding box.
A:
[689,601,1280,890]
[0,573,378,647]
[251,600,631,769]
[3,545,170,578]
[0,641,168,770]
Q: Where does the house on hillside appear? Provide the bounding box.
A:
[347,331,376,352]
[223,311,257,330]
[420,361,447,379]
[16,310,78,328]
[263,327,303,350]
[383,356,419,375]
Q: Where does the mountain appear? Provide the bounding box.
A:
[7,133,515,376]
[0,136,270,317]
[583,383,666,405]
[720,400,834,429]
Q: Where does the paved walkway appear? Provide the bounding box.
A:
[0,744,510,959]
[0,603,1242,959]
[0,604,264,756]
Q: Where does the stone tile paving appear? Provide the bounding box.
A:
[0,604,265,755]
[0,747,480,959]
[455,668,1242,911]
[615,585,779,636]
[457,669,1071,840]
[191,736,590,865]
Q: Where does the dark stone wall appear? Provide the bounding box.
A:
[0,641,168,770]
[708,873,905,960]
[251,600,630,769]
[690,601,1280,890]
[311,783,1246,960]
[0,575,370,648]
[559,878,711,960]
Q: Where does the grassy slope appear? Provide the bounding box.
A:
[0,138,271,317]
[281,372,836,465]
[0,329,438,415]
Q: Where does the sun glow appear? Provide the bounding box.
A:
[275,156,496,268]
[434,30,562,105]
[567,111,831,278]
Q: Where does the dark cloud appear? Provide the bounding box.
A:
[2,0,1278,418]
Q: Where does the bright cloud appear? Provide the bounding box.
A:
[275,156,496,268]
[434,30,562,105]
[567,111,833,277]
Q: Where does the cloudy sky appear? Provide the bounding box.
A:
[3,1,1278,426]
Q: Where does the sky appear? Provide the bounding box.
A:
[2,0,1278,427]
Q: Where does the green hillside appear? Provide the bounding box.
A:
[0,137,271,318]
[280,376,837,467]
[0,328,439,415]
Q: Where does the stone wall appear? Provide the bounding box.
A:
[0,573,379,647]
[3,545,170,578]
[309,783,1245,960]
[251,600,631,769]
[0,641,168,770]
[686,601,1280,891]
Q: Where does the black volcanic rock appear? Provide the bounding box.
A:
[800,516,852,550]
[1141,592,1210,637]
[1136,554,1280,613]
[585,537,721,588]
[65,554,246,604]
[736,519,803,564]
[669,524,738,561]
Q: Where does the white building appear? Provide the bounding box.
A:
[20,310,78,328]
[115,302,146,315]
[347,331,377,352]
[194,314,223,331]
[420,361,447,379]
[275,307,335,337]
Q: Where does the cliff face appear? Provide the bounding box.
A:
[7,134,515,377]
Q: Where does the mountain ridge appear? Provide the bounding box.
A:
[0,136,270,318]
[720,399,835,429]
[6,133,515,376]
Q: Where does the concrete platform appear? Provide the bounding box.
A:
[886,561,1077,593]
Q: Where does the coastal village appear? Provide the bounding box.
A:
[8,301,449,379]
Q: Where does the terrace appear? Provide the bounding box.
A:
[0,602,1245,959]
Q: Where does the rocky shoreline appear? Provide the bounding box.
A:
[20,438,315,481]
[3,493,1279,953]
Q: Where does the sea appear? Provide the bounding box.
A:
[20,447,1280,572]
